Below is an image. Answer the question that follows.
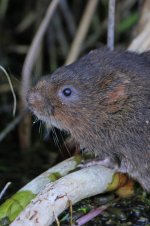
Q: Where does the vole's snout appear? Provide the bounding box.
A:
[26,79,55,121]
[27,88,49,116]
[27,89,44,112]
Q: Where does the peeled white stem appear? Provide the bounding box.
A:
[10,165,115,226]
[20,156,81,194]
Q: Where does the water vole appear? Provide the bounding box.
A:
[27,48,150,191]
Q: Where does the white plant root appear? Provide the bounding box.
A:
[10,166,115,226]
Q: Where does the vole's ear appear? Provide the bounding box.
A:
[100,72,130,112]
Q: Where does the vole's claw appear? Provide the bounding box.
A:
[78,158,119,170]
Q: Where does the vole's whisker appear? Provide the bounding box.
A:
[38,121,42,134]
[52,127,64,157]
[33,116,39,124]
[54,116,71,157]
[49,117,64,157]
[43,124,50,140]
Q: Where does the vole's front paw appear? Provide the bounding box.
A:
[79,158,119,170]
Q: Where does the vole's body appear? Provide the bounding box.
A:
[27,48,150,190]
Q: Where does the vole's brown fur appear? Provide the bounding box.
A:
[27,48,150,191]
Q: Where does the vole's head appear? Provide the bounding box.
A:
[27,63,103,133]
[27,48,136,142]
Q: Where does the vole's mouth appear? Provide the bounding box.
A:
[29,108,64,131]
[27,95,63,130]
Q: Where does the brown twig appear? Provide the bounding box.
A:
[107,0,116,50]
[47,25,58,71]
[82,19,107,51]
[128,0,150,52]
[59,0,76,38]
[53,12,69,58]
[21,0,60,106]
[0,182,11,200]
[0,0,9,19]
[65,0,99,65]
[19,0,60,150]
[128,23,150,52]
[0,66,16,116]
[0,110,26,142]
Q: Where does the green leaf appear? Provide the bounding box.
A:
[118,12,139,33]
[0,190,36,224]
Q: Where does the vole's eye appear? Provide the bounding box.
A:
[62,88,72,97]
[58,85,79,103]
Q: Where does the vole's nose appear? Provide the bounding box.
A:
[27,89,44,111]
[27,88,45,112]
[26,81,54,116]
[26,80,47,112]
